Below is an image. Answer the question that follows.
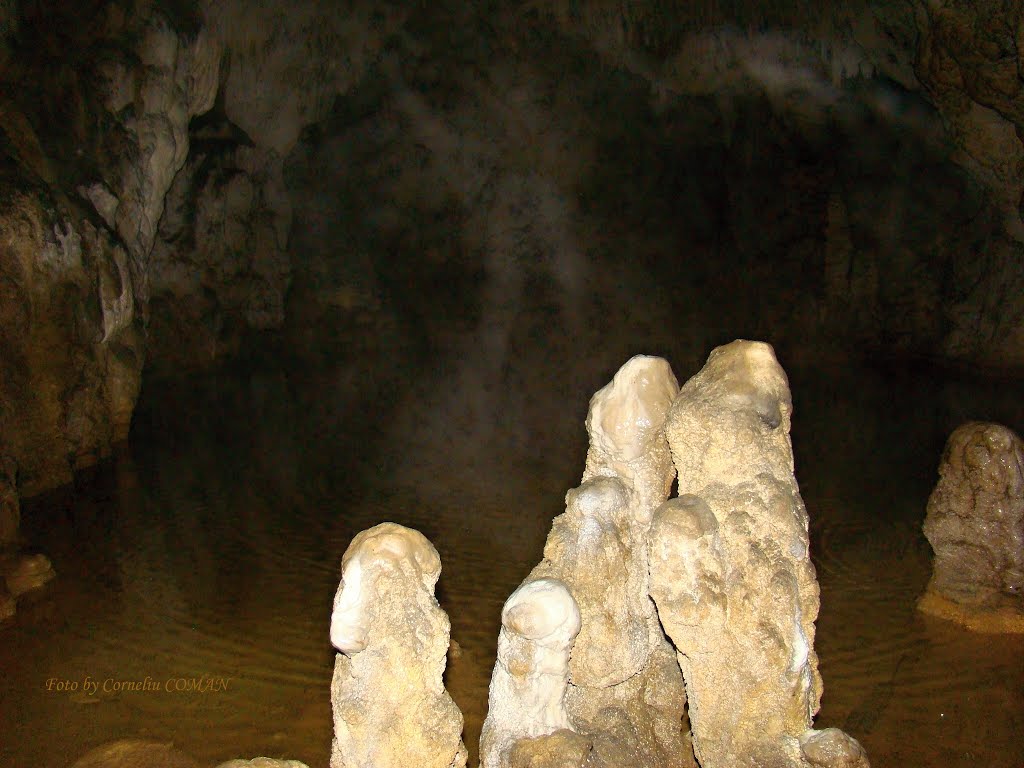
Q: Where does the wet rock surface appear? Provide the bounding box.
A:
[0,455,18,544]
[920,421,1024,632]
[480,578,584,768]
[1,552,55,598]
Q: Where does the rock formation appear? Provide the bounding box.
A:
[651,340,867,768]
[0,550,55,622]
[329,522,467,768]
[919,421,1024,633]
[0,583,13,622]
[0,454,17,544]
[1,552,55,598]
[479,578,588,768]
[0,5,218,495]
[483,355,694,768]
[216,759,311,768]
[69,739,201,768]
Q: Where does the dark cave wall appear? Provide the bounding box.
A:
[1,0,1023,502]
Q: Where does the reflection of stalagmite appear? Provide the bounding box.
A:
[652,340,868,768]
[479,578,588,768]
[329,523,467,768]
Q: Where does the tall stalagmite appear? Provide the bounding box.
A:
[652,340,867,768]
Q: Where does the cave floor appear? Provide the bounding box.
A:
[1,360,1022,768]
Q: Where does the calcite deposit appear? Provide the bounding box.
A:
[329,523,467,768]
[919,422,1024,633]
[651,340,866,768]
[479,578,586,768]
[484,355,693,768]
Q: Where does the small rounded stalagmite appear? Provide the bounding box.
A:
[919,421,1024,633]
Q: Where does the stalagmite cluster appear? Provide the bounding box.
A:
[919,422,1024,633]
[332,342,868,768]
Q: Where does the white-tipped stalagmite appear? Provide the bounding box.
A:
[479,578,586,768]
[329,523,467,768]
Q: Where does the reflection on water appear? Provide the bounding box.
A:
[1,361,1022,768]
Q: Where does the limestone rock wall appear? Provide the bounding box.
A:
[0,2,217,494]
[3,0,1024,506]
[0,190,147,494]
[0,0,405,499]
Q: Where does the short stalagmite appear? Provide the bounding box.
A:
[652,340,868,768]
[919,422,1024,633]
[329,523,467,768]
[479,578,588,768]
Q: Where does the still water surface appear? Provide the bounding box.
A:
[1,359,1022,767]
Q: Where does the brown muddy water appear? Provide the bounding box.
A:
[1,360,1022,768]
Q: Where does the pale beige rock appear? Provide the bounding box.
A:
[559,356,692,768]
[583,355,679,520]
[484,355,693,768]
[919,422,1024,633]
[799,728,870,768]
[216,759,310,768]
[653,339,865,768]
[2,553,55,597]
[480,579,583,768]
[507,729,591,768]
[533,478,645,687]
[329,523,467,768]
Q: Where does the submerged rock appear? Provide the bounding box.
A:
[329,522,467,768]
[69,739,201,768]
[653,340,866,768]
[919,422,1024,633]
[1,552,55,598]
[0,586,14,622]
